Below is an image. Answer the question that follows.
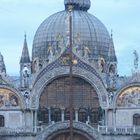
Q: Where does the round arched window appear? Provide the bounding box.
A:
[39,76,99,109]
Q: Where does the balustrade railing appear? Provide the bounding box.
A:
[1,124,139,136]
[0,127,34,135]
[98,125,140,135]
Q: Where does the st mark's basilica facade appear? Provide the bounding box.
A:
[0,0,140,140]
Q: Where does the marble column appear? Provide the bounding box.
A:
[75,109,78,122]
[48,108,51,122]
[113,109,116,127]
[104,109,108,126]
[61,108,65,122]
[34,110,37,133]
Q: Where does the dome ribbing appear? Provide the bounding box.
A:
[32,0,112,66]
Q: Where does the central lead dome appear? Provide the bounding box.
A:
[32,0,111,66]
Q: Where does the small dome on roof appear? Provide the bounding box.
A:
[64,0,91,11]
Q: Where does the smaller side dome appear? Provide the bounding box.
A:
[64,0,91,11]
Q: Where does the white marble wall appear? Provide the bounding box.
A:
[0,111,23,128]
[116,109,140,127]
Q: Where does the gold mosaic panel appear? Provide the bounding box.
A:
[117,86,140,107]
[0,88,19,108]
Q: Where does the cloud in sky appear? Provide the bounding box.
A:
[0,0,140,76]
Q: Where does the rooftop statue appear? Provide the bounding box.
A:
[133,50,139,70]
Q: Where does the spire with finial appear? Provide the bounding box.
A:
[20,33,30,63]
[64,0,91,11]
[108,30,117,62]
[0,52,6,75]
[20,33,31,89]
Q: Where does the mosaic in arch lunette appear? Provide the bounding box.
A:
[0,88,19,108]
[117,86,140,107]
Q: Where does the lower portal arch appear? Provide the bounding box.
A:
[36,121,101,140]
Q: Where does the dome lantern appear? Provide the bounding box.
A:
[64,0,91,11]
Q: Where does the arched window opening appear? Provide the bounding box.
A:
[40,76,99,109]
[37,107,49,125]
[109,64,115,74]
[0,115,4,127]
[90,108,98,125]
[78,108,87,123]
[39,76,100,126]
[51,108,61,122]
[64,108,75,121]
[133,114,140,126]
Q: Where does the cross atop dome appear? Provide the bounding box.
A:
[64,0,91,11]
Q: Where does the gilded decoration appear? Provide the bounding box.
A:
[117,86,140,107]
[0,88,19,108]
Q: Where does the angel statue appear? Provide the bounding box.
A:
[133,50,139,70]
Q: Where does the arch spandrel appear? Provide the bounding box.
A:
[31,65,108,109]
[115,84,140,108]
